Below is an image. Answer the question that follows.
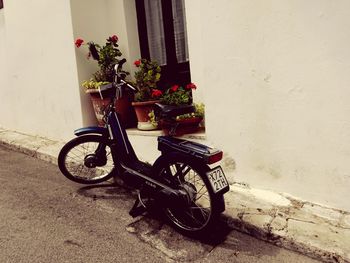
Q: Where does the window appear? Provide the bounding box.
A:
[135,0,191,88]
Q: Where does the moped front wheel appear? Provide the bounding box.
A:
[58,135,115,184]
[153,153,224,236]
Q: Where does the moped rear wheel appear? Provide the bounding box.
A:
[153,153,223,236]
[58,135,115,184]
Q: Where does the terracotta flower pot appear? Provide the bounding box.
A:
[131,100,160,130]
[87,87,136,127]
[160,117,203,136]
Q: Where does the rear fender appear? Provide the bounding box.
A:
[74,126,109,137]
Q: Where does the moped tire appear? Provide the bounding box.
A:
[152,152,224,236]
[58,135,115,184]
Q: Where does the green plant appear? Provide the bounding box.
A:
[81,79,110,90]
[176,103,205,120]
[148,110,158,128]
[160,83,197,106]
[75,35,128,84]
[133,59,162,102]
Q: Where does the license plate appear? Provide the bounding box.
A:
[207,166,229,194]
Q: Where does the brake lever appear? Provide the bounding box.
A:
[120,79,137,93]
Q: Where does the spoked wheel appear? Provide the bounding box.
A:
[153,153,224,236]
[58,135,115,184]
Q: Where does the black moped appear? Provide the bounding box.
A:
[58,59,230,236]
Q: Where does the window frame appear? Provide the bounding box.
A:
[135,0,191,88]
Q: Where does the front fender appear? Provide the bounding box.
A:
[74,126,109,137]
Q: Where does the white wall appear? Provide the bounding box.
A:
[1,0,349,212]
[70,0,111,127]
[0,0,83,140]
[0,0,141,139]
[185,0,350,211]
[0,8,6,102]
[70,0,141,126]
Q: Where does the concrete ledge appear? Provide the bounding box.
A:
[0,127,349,263]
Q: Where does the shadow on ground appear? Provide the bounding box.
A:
[75,182,309,263]
[77,181,232,241]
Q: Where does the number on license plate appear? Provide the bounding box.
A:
[207,166,229,193]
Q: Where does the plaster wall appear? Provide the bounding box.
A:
[0,0,140,139]
[70,0,141,126]
[0,8,6,102]
[185,0,350,211]
[0,0,82,140]
[1,0,349,212]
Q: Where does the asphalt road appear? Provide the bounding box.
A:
[0,145,321,263]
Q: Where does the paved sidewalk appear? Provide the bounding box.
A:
[0,128,349,263]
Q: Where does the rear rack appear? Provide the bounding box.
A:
[158,136,223,164]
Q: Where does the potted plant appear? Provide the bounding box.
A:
[159,83,204,136]
[131,59,163,130]
[75,35,135,127]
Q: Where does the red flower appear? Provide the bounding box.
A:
[134,59,141,67]
[152,89,163,98]
[108,35,118,43]
[170,85,180,93]
[185,83,197,90]
[75,38,84,48]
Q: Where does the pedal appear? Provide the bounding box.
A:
[129,198,147,218]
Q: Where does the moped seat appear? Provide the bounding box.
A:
[155,103,195,118]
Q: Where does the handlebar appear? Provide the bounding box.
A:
[120,79,137,92]
[117,58,126,72]
[102,59,137,117]
[112,59,137,93]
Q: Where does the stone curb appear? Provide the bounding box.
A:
[223,187,350,263]
[0,128,349,263]
[0,128,64,165]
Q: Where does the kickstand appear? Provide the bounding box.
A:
[129,197,147,218]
